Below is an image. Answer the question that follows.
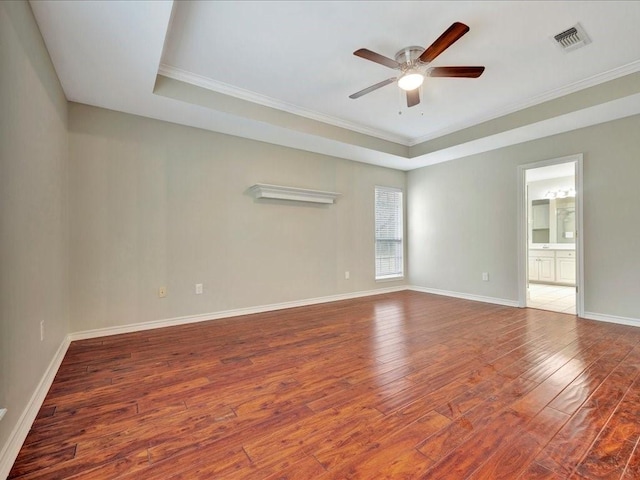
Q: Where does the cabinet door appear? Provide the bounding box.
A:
[556,258,576,284]
[538,257,555,282]
[532,204,550,229]
[528,258,539,281]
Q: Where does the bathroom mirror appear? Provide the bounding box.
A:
[530,197,575,245]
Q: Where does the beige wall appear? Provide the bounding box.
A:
[0,0,69,457]
[408,113,640,320]
[68,104,406,332]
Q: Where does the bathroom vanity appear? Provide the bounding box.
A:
[528,194,576,286]
[528,245,576,285]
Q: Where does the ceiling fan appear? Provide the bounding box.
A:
[349,22,485,108]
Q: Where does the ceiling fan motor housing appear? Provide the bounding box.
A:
[395,46,427,71]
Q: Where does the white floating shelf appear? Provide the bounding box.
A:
[249,184,341,204]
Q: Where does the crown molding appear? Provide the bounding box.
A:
[159,60,640,152]
[158,64,410,146]
[408,59,640,146]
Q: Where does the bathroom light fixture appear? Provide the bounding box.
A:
[397,70,424,91]
[544,187,576,199]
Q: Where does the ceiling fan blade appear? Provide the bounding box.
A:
[419,22,470,63]
[349,78,396,99]
[353,49,400,69]
[428,66,485,78]
[406,89,420,108]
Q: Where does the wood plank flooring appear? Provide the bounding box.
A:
[9,291,640,479]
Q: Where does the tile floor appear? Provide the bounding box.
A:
[527,283,576,314]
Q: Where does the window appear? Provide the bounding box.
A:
[375,186,404,280]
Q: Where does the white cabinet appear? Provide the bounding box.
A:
[529,250,556,282]
[556,250,576,284]
[532,202,550,229]
[528,249,576,285]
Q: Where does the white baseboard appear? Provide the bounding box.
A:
[0,336,70,480]
[69,285,408,341]
[582,311,640,328]
[408,285,520,308]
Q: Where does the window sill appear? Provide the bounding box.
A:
[376,275,405,283]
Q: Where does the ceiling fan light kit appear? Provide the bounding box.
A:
[350,22,485,108]
[398,71,424,91]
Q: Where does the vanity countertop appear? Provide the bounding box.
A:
[530,244,575,251]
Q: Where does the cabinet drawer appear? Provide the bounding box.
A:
[529,250,555,258]
[556,250,575,258]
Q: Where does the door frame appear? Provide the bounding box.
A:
[517,154,584,316]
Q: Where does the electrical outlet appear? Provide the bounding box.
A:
[195,283,203,294]
[158,287,167,298]
[0,408,7,422]
[482,272,489,281]
[40,320,44,341]
[345,271,350,280]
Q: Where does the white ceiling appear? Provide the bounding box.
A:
[30,1,640,171]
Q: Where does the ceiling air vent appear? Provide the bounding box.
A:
[553,23,591,52]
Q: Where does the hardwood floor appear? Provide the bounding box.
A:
[9,291,640,479]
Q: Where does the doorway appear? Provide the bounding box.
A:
[517,155,584,316]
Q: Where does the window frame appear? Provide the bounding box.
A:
[374,185,404,281]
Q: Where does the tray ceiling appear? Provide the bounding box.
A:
[30,1,640,170]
